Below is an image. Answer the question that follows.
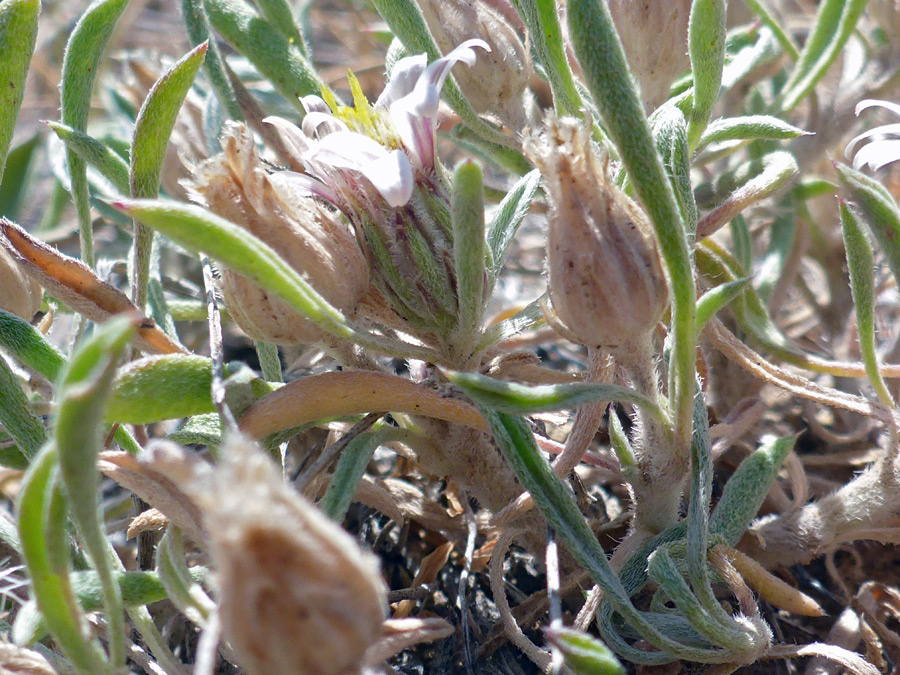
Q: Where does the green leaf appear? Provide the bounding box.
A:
[740,0,800,59]
[60,0,132,265]
[840,200,894,407]
[696,115,809,150]
[320,430,385,522]
[0,134,40,219]
[0,0,40,185]
[544,627,625,675]
[509,0,584,116]
[130,41,207,308]
[451,160,486,351]
[688,0,728,148]
[568,0,696,454]
[835,161,900,291]
[106,354,217,424]
[0,356,44,463]
[697,151,799,240]
[156,528,214,625]
[777,0,869,113]
[56,317,135,670]
[254,0,307,56]
[651,106,697,233]
[446,369,667,427]
[45,122,131,195]
[487,169,541,282]
[168,412,223,447]
[204,0,324,110]
[16,445,110,672]
[696,278,750,330]
[181,0,243,120]
[709,435,796,545]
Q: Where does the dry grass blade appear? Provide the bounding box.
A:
[365,617,455,666]
[393,540,454,619]
[765,642,880,675]
[354,476,465,535]
[0,219,186,355]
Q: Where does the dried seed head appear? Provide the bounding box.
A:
[189,435,387,675]
[188,123,369,345]
[0,245,42,320]
[416,0,532,130]
[608,0,691,112]
[0,642,58,674]
[526,116,668,349]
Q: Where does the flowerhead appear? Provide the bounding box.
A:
[846,99,900,172]
[264,40,491,337]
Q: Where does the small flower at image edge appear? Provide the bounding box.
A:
[846,99,900,172]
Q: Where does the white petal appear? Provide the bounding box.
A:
[855,99,900,119]
[411,39,490,118]
[305,132,414,206]
[851,139,900,172]
[360,150,414,207]
[263,116,312,163]
[268,170,340,205]
[376,53,428,109]
[388,97,433,170]
[301,95,331,114]
[301,111,349,139]
[306,131,395,168]
[845,123,900,158]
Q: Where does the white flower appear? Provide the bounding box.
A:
[846,99,900,172]
[263,39,489,213]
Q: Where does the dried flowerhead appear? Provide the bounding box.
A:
[182,435,387,675]
[416,0,532,130]
[264,41,489,338]
[526,116,668,351]
[187,123,369,345]
[608,0,691,112]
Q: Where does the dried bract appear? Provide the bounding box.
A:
[526,116,668,350]
[186,435,387,675]
[0,642,57,675]
[188,123,369,345]
[608,0,691,112]
[416,0,532,130]
[0,246,42,321]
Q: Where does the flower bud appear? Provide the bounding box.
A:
[608,0,691,112]
[526,116,668,350]
[416,0,532,130]
[0,245,42,320]
[180,435,387,675]
[187,123,369,345]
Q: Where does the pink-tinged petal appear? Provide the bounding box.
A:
[856,99,900,119]
[269,170,340,205]
[302,112,349,139]
[301,95,331,114]
[851,139,900,172]
[388,98,433,170]
[375,53,428,109]
[845,123,900,158]
[409,39,490,118]
[359,150,414,207]
[263,116,312,163]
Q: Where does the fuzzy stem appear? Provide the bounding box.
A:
[616,334,680,535]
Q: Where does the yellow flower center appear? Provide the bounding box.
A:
[319,72,402,150]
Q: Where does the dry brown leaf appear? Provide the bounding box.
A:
[0,218,186,355]
[357,476,464,535]
[239,371,488,439]
[364,617,455,666]
[98,450,205,543]
[0,641,58,674]
[393,541,454,619]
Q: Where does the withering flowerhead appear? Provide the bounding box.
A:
[184,435,387,675]
[526,116,669,350]
[264,41,490,337]
[187,123,369,345]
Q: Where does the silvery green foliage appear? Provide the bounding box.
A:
[0,0,897,673]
